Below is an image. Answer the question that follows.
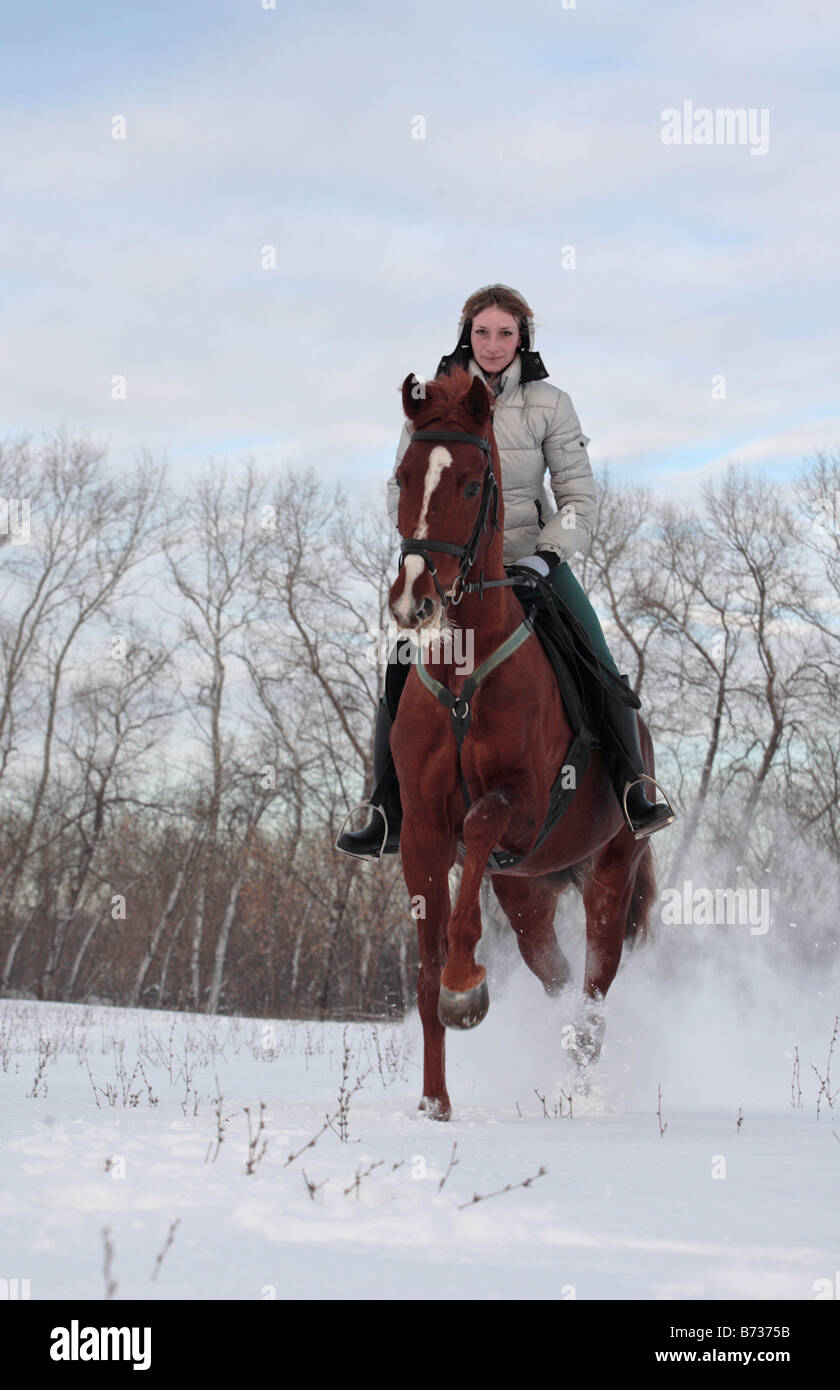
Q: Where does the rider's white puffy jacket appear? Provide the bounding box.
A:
[386,344,596,567]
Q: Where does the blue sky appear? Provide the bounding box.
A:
[1,0,838,516]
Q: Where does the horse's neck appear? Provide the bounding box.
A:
[421,518,521,680]
[428,584,523,685]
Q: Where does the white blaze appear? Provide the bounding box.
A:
[415,446,452,539]
[393,445,452,623]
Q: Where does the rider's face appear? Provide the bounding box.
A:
[470,307,521,375]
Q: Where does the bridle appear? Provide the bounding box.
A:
[398,428,500,607]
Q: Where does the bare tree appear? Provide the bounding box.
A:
[702,469,819,857]
[54,638,177,1000]
[637,501,742,876]
[126,818,206,1008]
[162,458,276,1011]
[0,432,166,983]
[579,468,666,695]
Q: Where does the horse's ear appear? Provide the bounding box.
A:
[465,374,491,426]
[401,373,426,419]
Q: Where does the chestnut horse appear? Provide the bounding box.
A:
[389,367,656,1120]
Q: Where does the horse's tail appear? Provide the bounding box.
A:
[625,841,656,946]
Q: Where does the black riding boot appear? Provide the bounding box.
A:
[335,651,410,860]
[599,675,676,839]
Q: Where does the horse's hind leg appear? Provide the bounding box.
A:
[574,829,645,1072]
[490,872,571,995]
[439,789,514,1030]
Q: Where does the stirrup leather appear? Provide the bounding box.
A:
[334,800,390,860]
[621,774,676,840]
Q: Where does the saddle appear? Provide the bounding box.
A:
[505,565,639,730]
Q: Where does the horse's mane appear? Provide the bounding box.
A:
[408,366,489,434]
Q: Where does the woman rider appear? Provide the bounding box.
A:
[337,284,676,859]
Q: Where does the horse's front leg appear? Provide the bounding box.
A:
[439,788,518,1030]
[400,815,455,1120]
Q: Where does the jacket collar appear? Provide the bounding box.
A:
[467,352,522,401]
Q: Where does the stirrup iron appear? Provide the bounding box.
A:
[334,800,390,860]
[621,774,676,840]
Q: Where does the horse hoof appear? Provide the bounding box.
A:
[419,1095,451,1121]
[438,979,490,1030]
[570,1000,606,1069]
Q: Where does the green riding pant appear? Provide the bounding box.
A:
[547,561,620,678]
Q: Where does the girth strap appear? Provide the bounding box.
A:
[478,728,592,872]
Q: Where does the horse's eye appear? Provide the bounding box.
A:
[465,482,480,499]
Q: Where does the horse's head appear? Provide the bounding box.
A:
[389,367,503,631]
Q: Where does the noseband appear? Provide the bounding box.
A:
[398,428,500,606]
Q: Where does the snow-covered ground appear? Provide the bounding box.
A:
[1,929,838,1301]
